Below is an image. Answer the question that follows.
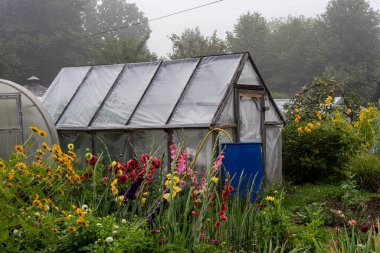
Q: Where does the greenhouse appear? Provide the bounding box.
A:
[42,52,284,184]
[0,79,59,159]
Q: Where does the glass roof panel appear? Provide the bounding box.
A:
[170,54,242,125]
[57,64,124,127]
[237,60,261,85]
[129,58,199,126]
[92,62,160,127]
[42,66,91,122]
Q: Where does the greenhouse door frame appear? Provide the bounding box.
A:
[0,93,24,142]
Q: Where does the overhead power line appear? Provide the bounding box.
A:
[80,0,224,40]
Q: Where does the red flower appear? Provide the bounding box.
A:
[130,170,137,180]
[191,210,198,216]
[126,159,140,171]
[146,176,153,184]
[87,155,97,166]
[118,174,129,184]
[215,221,221,228]
[139,154,150,165]
[152,157,161,169]
[212,239,220,245]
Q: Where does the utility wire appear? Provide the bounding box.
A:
[79,0,224,40]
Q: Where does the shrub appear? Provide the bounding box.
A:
[283,121,360,183]
[345,152,380,191]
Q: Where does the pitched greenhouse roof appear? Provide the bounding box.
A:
[42,53,284,130]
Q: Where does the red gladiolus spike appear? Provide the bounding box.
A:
[215,221,221,228]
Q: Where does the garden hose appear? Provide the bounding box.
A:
[190,128,233,168]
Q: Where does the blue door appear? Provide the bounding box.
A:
[221,142,263,201]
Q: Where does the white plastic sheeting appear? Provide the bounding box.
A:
[265,125,283,184]
[239,96,262,142]
[170,55,242,125]
[95,132,129,162]
[237,61,261,85]
[0,98,19,129]
[216,91,235,125]
[92,62,160,126]
[42,66,91,122]
[173,129,213,170]
[130,59,199,126]
[265,95,284,122]
[131,130,167,158]
[58,65,124,127]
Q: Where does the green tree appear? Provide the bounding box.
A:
[0,0,88,83]
[82,0,150,41]
[226,12,269,64]
[91,36,157,65]
[169,27,226,59]
[317,0,380,99]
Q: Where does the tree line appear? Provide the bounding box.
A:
[0,0,379,100]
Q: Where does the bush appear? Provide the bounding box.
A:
[345,152,380,191]
[283,121,360,183]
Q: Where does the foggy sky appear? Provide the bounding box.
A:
[130,0,380,57]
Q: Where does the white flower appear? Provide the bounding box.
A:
[121,219,127,224]
[112,230,118,235]
[13,229,19,236]
[81,204,89,212]
[113,225,119,230]
[106,237,113,243]
[96,223,103,227]
[45,205,50,211]
[34,212,40,217]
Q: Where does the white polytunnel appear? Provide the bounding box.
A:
[0,79,59,160]
[42,52,285,185]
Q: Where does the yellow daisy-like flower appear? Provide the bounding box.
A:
[304,126,312,134]
[307,123,314,129]
[298,127,303,136]
[85,153,92,160]
[316,122,321,126]
[30,125,39,133]
[36,149,46,156]
[316,111,322,120]
[75,208,85,217]
[265,196,275,202]
[0,160,5,170]
[295,108,300,113]
[76,217,89,227]
[38,129,47,137]
[67,226,77,232]
[15,145,24,153]
[347,108,352,114]
[325,96,333,105]
[17,162,27,170]
[6,182,13,188]
[294,114,301,123]
[51,228,59,233]
[42,142,51,151]
[211,176,219,184]
[67,143,74,150]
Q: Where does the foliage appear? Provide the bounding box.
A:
[345,152,380,191]
[283,77,380,183]
[169,27,226,59]
[0,0,89,83]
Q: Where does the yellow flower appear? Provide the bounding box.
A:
[166,173,172,179]
[142,192,149,197]
[111,161,117,167]
[32,199,43,209]
[316,111,322,120]
[6,182,13,188]
[67,226,77,232]
[298,127,303,136]
[51,228,59,233]
[115,195,124,204]
[294,114,301,123]
[30,126,39,133]
[0,160,5,170]
[15,145,24,153]
[316,122,321,126]
[75,208,85,217]
[16,162,26,170]
[295,108,300,113]
[67,143,74,150]
[173,176,180,184]
[304,126,312,134]
[111,179,118,187]
[37,129,47,137]
[173,186,181,193]
[76,217,89,227]
[347,108,352,114]
[265,196,275,202]
[141,197,146,205]
[307,123,314,129]
[85,153,92,160]
[211,176,219,184]
[325,96,333,104]
[163,193,171,202]
[42,142,51,152]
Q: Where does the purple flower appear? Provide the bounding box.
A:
[123,175,144,203]
[360,224,371,233]
[212,239,220,245]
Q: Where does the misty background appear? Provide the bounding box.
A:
[0,0,379,100]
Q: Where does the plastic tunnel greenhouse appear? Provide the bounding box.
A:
[42,52,285,184]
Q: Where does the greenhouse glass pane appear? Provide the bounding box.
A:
[239,96,262,142]
[131,130,167,165]
[92,62,160,127]
[216,91,235,125]
[57,64,124,128]
[170,54,242,125]
[42,66,91,122]
[237,61,261,85]
[59,132,92,164]
[129,59,199,126]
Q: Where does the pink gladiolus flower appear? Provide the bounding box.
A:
[348,220,357,226]
[336,210,342,215]
[213,152,224,172]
